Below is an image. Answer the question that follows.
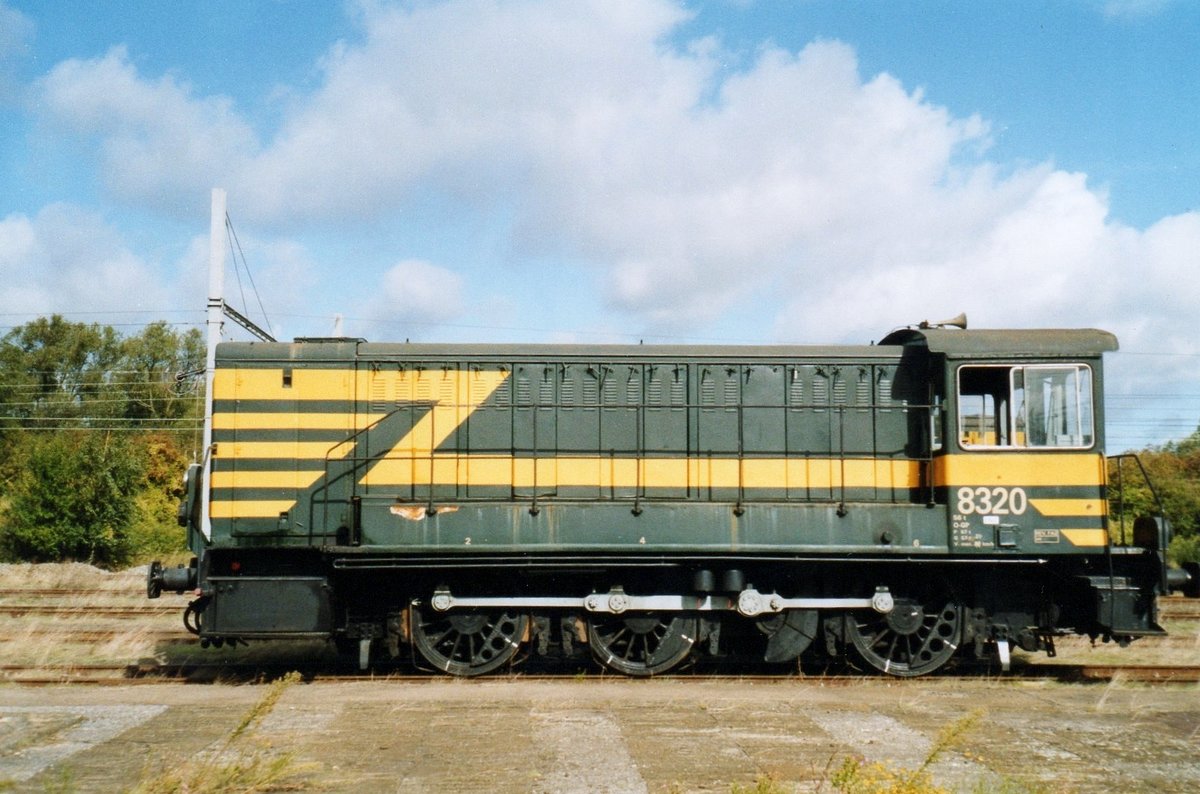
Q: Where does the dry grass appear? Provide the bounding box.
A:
[127,672,315,794]
[0,563,179,671]
[0,561,144,590]
[1015,617,1200,669]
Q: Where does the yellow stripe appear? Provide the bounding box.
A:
[215,368,511,458]
[397,370,509,452]
[211,470,325,489]
[211,500,296,519]
[213,456,919,491]
[212,448,1104,495]
[1061,529,1108,547]
[359,455,920,489]
[1030,498,1106,517]
[218,441,355,460]
[934,453,1104,487]
[213,368,356,401]
[214,367,511,403]
[215,457,919,518]
[213,412,358,430]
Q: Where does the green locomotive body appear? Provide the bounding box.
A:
[152,325,1184,676]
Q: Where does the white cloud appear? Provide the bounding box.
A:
[0,204,173,316]
[1103,0,1174,20]
[0,205,318,343]
[36,46,258,214]
[23,0,1200,446]
[361,259,466,339]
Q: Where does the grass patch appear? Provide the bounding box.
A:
[827,709,983,794]
[726,709,1052,794]
[127,671,315,794]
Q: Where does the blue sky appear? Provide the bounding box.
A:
[0,0,1197,450]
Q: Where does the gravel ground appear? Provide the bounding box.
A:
[1,677,1199,793]
[2,564,1199,792]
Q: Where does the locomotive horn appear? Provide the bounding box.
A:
[919,312,967,330]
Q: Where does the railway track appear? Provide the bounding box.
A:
[1160,599,1200,619]
[3,660,1200,686]
[3,586,1197,687]
[0,603,181,618]
[0,587,137,597]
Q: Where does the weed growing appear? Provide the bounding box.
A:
[724,708,1042,794]
[127,671,313,794]
[731,772,789,794]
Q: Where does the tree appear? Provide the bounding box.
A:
[0,314,123,423]
[0,316,205,567]
[0,430,144,566]
[1109,425,1200,564]
[118,322,204,423]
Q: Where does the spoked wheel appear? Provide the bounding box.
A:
[411,605,528,677]
[846,597,963,677]
[758,609,820,663]
[587,612,697,677]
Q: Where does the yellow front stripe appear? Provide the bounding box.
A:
[1062,529,1108,547]
[934,453,1105,487]
[1030,498,1106,517]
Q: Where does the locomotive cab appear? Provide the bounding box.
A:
[884,326,1174,661]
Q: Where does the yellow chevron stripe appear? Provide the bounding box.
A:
[213,368,511,516]
[1061,529,1108,547]
[1030,498,1106,517]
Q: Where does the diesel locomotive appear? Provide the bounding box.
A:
[149,317,1195,677]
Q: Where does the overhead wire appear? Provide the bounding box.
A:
[226,214,272,337]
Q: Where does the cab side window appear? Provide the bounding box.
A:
[958,364,1093,449]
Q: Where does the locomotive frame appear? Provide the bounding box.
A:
[150,319,1192,677]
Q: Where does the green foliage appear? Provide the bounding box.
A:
[1169,533,1200,565]
[117,323,204,423]
[0,431,143,566]
[127,485,187,563]
[1109,425,1200,564]
[0,317,202,567]
[830,756,946,794]
[828,709,984,794]
[731,774,789,794]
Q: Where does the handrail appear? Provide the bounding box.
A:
[1107,452,1168,546]
[1106,451,1172,599]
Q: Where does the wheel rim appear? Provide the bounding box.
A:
[411,605,527,676]
[846,597,962,677]
[587,612,697,676]
[759,609,820,663]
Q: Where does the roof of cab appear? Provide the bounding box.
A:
[878,327,1118,358]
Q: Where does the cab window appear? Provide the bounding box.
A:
[957,364,1093,449]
